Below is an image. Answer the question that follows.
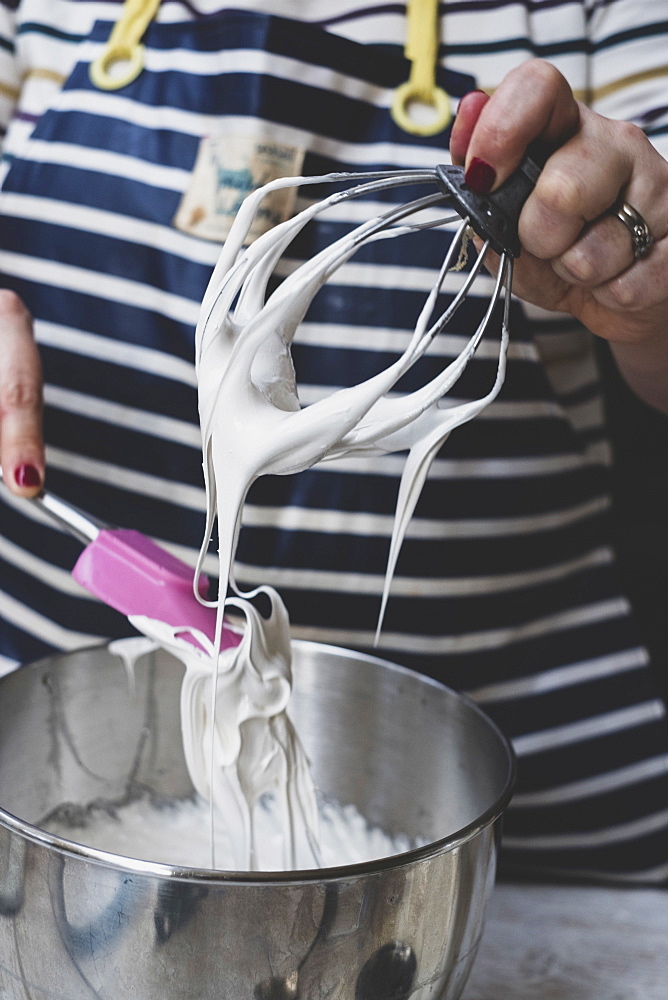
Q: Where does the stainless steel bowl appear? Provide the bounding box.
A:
[0,640,514,999]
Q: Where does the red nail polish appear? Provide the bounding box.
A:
[465,157,496,193]
[15,463,41,488]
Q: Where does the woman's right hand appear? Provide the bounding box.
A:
[0,290,44,496]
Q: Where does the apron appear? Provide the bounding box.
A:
[1,6,667,883]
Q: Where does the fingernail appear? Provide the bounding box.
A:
[15,463,42,488]
[465,157,496,193]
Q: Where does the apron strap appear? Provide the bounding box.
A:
[391,0,451,137]
[90,0,162,91]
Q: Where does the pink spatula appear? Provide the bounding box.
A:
[1,471,240,652]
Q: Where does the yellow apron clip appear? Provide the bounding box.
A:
[90,0,162,91]
[392,0,451,137]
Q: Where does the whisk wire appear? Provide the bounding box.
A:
[195,155,540,632]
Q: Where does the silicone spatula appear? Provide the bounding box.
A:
[1,471,240,652]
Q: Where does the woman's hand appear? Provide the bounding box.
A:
[0,290,44,495]
[450,60,668,412]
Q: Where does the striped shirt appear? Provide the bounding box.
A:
[1,0,667,883]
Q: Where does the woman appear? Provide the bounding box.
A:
[1,0,667,882]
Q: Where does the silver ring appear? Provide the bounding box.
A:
[615,201,654,260]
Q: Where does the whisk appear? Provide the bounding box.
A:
[194,149,544,642]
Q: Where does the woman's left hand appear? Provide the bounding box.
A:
[450,60,668,412]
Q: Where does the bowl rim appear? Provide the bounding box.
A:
[0,639,516,885]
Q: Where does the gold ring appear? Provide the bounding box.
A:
[615,201,654,260]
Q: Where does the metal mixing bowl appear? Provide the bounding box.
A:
[0,640,514,999]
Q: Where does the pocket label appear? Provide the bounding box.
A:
[174,133,305,243]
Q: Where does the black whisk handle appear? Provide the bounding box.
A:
[435,142,549,258]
